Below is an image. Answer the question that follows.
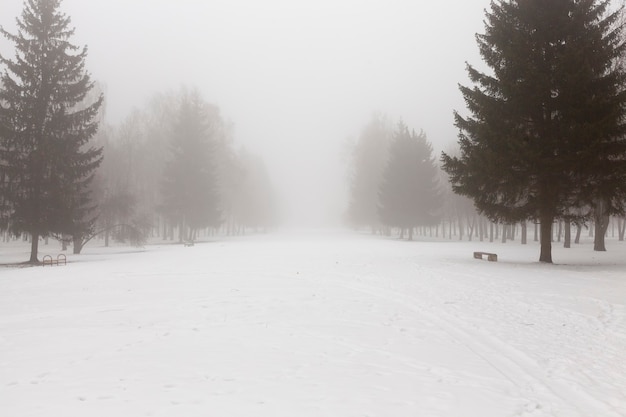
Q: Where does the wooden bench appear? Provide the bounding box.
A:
[473,251,498,262]
[42,254,67,266]
[183,241,195,247]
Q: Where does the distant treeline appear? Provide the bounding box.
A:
[345,113,626,248]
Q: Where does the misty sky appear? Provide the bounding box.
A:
[1,0,492,226]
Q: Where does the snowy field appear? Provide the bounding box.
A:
[1,230,625,417]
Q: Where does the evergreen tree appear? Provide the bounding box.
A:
[0,0,103,262]
[442,0,626,263]
[379,122,442,240]
[161,90,221,241]
[347,113,391,231]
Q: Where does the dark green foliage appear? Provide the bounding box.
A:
[379,122,442,239]
[442,0,626,262]
[160,90,221,241]
[0,0,103,262]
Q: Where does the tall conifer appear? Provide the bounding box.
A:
[347,113,391,230]
[442,0,626,263]
[161,90,221,241]
[0,0,103,262]
[379,122,442,240]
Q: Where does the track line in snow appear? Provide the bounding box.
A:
[329,279,624,417]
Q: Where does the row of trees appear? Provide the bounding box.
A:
[348,1,626,264]
[346,107,625,252]
[93,88,278,248]
[0,0,277,263]
[6,0,626,265]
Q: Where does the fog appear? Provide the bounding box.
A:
[1,0,491,227]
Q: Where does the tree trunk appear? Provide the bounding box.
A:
[73,239,83,254]
[594,199,610,251]
[594,223,607,251]
[564,220,571,248]
[408,227,413,241]
[619,217,626,241]
[521,222,527,245]
[539,215,553,263]
[612,217,615,238]
[29,233,40,263]
[178,220,184,243]
[575,224,582,244]
[468,217,475,241]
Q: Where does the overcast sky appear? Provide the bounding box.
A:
[1,0,492,226]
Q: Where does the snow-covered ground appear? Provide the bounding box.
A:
[1,230,625,417]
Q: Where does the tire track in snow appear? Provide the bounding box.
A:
[329,279,624,417]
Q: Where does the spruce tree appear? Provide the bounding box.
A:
[442,0,626,263]
[347,113,391,231]
[0,0,103,262]
[379,122,442,240]
[161,90,221,242]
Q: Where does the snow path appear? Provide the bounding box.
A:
[1,231,625,416]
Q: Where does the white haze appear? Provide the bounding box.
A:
[0,0,491,227]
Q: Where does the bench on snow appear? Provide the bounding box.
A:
[42,254,67,266]
[183,241,195,247]
[473,251,498,262]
